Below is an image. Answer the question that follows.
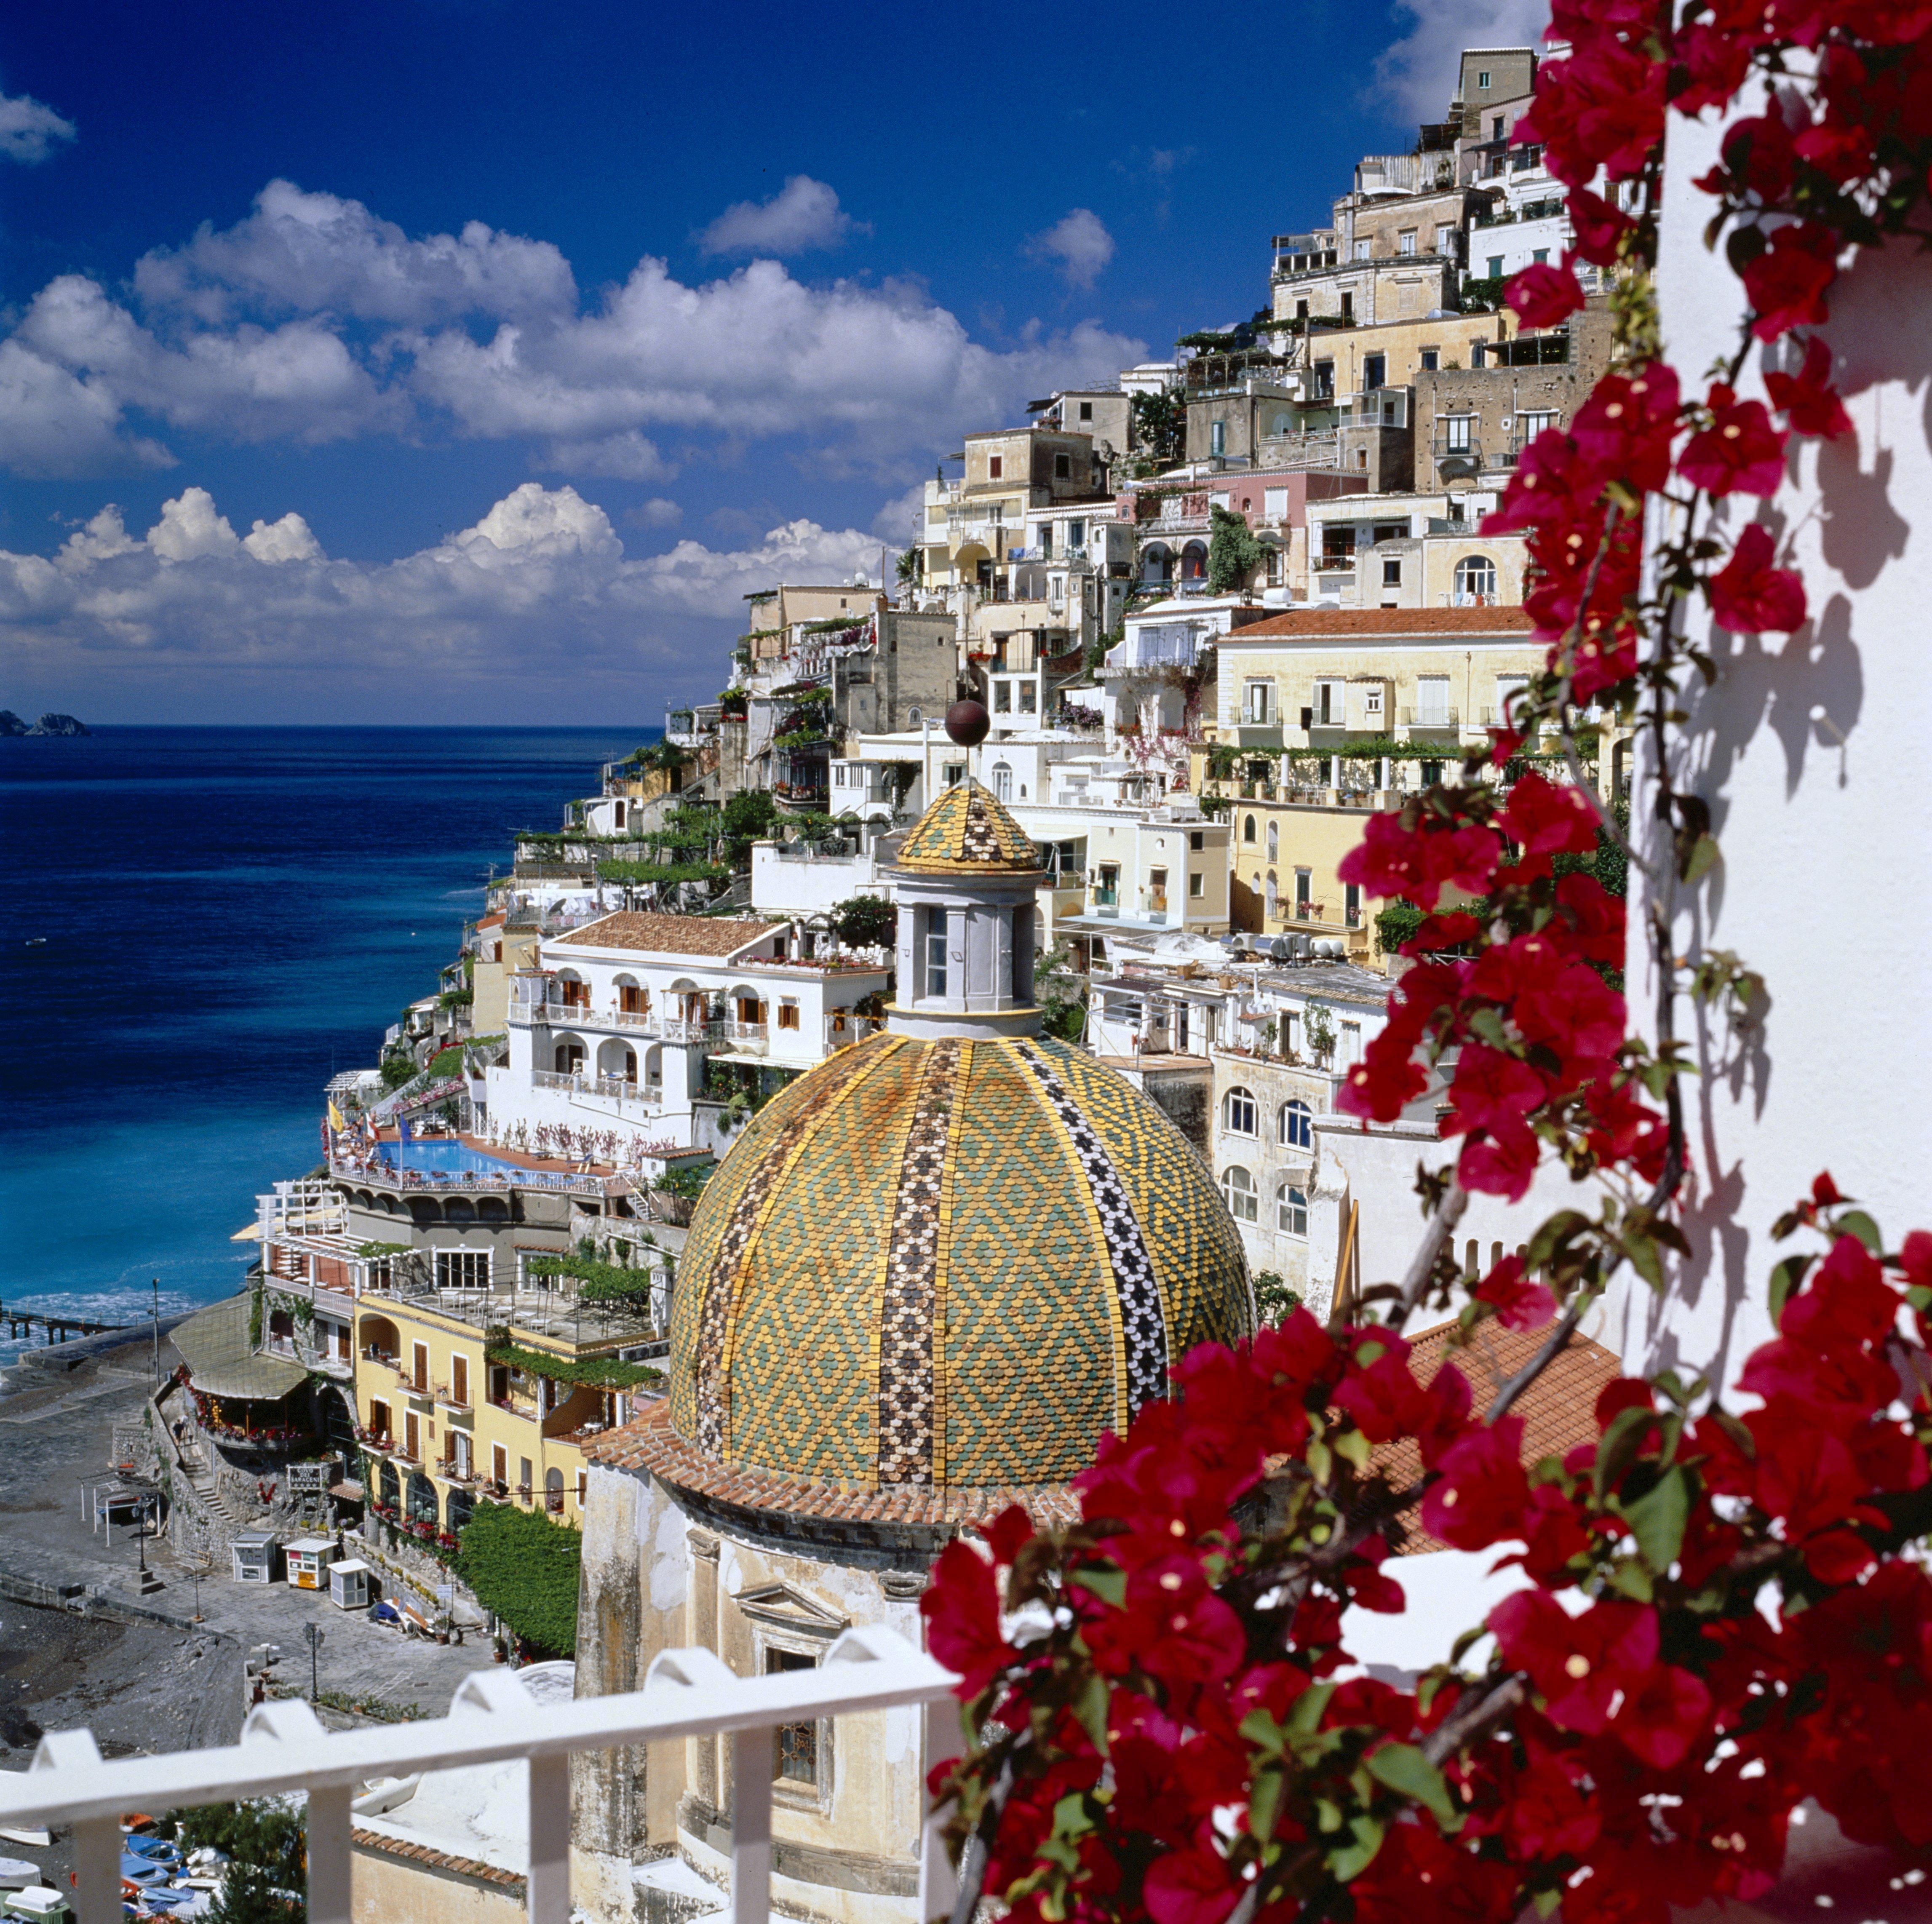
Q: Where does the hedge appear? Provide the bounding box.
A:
[525,1253,655,1303]
[457,1502,582,1657]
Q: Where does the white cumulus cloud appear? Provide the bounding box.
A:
[1371,0,1550,122]
[0,484,887,716]
[133,179,575,327]
[1026,209,1115,291]
[0,184,1144,480]
[0,90,76,165]
[696,176,866,257]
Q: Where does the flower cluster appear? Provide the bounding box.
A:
[926,1193,1932,1924]
[1334,774,1661,1202]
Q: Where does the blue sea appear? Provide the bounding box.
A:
[0,727,652,1330]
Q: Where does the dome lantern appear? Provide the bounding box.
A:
[885,778,1048,1043]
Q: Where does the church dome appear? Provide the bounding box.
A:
[891,778,1042,874]
[659,1031,1253,1510]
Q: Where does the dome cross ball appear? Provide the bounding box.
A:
[663,1031,1252,1507]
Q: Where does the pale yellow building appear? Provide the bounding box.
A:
[354,1283,658,1537]
[1208,605,1546,752]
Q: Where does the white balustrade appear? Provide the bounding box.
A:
[4,1628,959,1924]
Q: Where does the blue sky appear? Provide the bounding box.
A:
[0,0,1542,723]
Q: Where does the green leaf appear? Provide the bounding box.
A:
[1622,1465,1690,1573]
[1328,1814,1387,1883]
[1534,1887,1563,1918]
[1836,1210,1884,1256]
[1593,1403,1657,1503]
[1767,1253,1813,1326]
[1286,1681,1336,1737]
[1050,1793,1094,1841]
[1070,1672,1110,1754]
[1250,1764,1286,1845]
[1606,1556,1654,1602]
[1366,1743,1459,1829]
[1069,1564,1125,1609]
[1305,1437,1333,1486]
[1680,832,1719,885]
[1333,1427,1371,1472]
[1240,1709,1287,1757]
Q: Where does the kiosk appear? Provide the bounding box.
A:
[286,1538,337,1590]
[230,1531,280,1585]
[329,1558,374,1610]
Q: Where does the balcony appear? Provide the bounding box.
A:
[1397,706,1460,731]
[825,1012,882,1051]
[724,1020,769,1056]
[510,996,659,1033]
[531,1069,662,1108]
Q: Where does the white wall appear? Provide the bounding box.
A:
[1608,110,1932,1385]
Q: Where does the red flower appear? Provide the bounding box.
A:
[1141,1840,1238,1924]
[1500,770,1601,855]
[1506,261,1586,328]
[1715,112,1798,200]
[1741,224,1838,342]
[921,1540,1016,1697]
[1674,22,1756,114]
[1337,1030,1428,1122]
[1570,366,1681,496]
[1420,1417,1531,1549]
[1566,186,1635,266]
[1764,336,1852,439]
[1084,1555,1246,1686]
[1338,809,1500,912]
[1475,1255,1558,1333]
[1709,523,1806,633]
[1678,387,1788,497]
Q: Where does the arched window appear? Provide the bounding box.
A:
[1265,871,1278,920]
[1243,814,1257,844]
[1221,1165,1259,1223]
[1224,1087,1258,1136]
[545,1466,566,1514]
[1280,1099,1313,1149]
[1277,1183,1309,1237]
[553,1040,584,1074]
[1266,819,1279,862]
[991,763,1013,802]
[1181,540,1208,581]
[1455,555,1498,604]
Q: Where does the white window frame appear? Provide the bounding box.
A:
[1221,1165,1259,1223]
[1278,1184,1309,1238]
[1280,1100,1314,1149]
[1224,1088,1259,1137]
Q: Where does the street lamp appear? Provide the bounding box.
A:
[305,1621,324,1703]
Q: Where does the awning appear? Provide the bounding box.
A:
[172,1295,309,1401]
[328,1481,366,1502]
[230,1224,262,1242]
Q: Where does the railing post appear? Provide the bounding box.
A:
[731,1726,773,1924]
[73,1814,119,1924]
[307,1782,353,1924]
[527,1750,570,1924]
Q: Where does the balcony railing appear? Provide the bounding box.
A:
[5,1628,957,1924]
[531,1070,660,1106]
[826,1012,882,1050]
[1398,706,1460,729]
[725,1020,768,1054]
[510,996,658,1034]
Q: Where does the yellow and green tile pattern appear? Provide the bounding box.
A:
[670,1032,1252,1491]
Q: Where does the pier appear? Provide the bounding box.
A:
[0,1304,129,1345]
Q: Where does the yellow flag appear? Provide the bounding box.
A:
[328,1101,346,1131]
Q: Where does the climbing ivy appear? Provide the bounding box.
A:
[457,1502,583,1658]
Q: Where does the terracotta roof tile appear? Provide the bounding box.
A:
[1212,607,1538,641]
[1368,1319,1622,1555]
[547,912,788,959]
[586,1403,1080,1529]
[351,1826,525,1892]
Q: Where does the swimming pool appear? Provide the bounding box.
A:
[373,1138,521,1176]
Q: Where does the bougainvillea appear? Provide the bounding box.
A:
[926,0,1932,1916]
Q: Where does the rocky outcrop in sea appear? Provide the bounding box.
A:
[0,711,89,736]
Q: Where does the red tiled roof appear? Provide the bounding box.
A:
[1213,607,1538,641]
[548,912,787,959]
[351,1827,524,1893]
[585,1402,1079,1530]
[1370,1318,1622,1554]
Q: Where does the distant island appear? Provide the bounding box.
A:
[0,711,89,737]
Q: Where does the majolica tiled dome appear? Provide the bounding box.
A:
[665,1032,1253,1497]
[892,779,1043,874]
